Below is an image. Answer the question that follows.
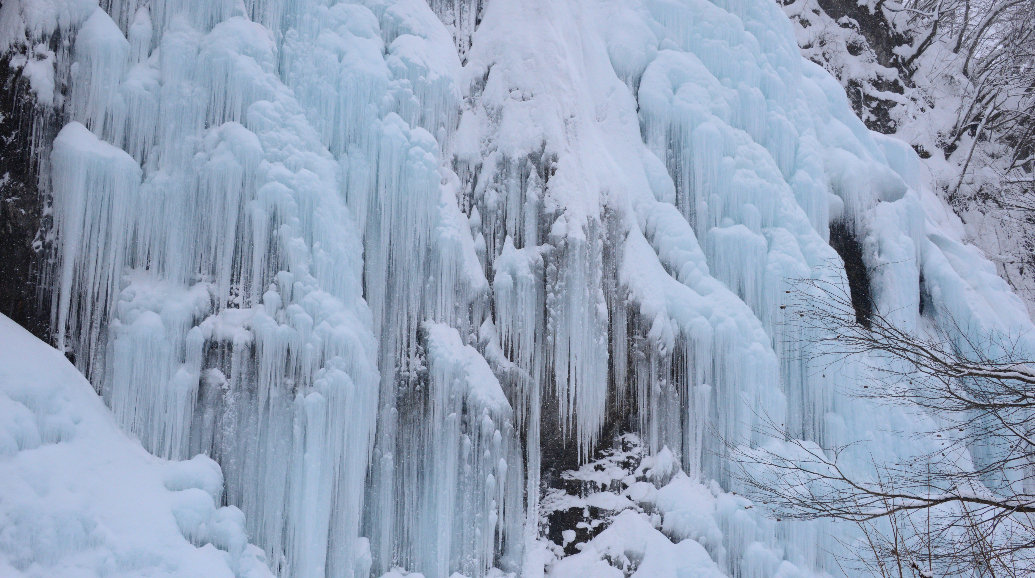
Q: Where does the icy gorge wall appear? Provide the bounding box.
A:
[1,0,1032,577]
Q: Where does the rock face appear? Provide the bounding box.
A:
[0,55,51,342]
[778,0,910,135]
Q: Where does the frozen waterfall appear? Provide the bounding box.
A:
[1,0,1032,576]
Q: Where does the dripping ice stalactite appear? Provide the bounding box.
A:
[411,322,523,576]
[7,0,1035,576]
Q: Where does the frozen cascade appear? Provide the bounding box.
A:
[40,4,384,577]
[4,0,1035,576]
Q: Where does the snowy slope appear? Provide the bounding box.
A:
[0,313,273,578]
[1,0,1034,577]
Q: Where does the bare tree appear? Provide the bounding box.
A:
[734,279,1035,578]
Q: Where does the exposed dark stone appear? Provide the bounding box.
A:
[541,435,644,556]
[919,270,932,317]
[812,0,911,75]
[913,144,932,159]
[539,385,582,488]
[829,219,872,326]
[0,54,51,342]
[780,0,912,135]
[843,77,901,134]
[545,504,612,556]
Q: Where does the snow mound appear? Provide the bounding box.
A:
[0,314,272,578]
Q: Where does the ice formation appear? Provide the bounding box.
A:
[2,0,1033,576]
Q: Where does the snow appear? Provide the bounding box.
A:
[4,0,1035,577]
[0,313,273,578]
[550,509,727,578]
[0,0,96,53]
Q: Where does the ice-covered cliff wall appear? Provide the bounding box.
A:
[1,0,1032,577]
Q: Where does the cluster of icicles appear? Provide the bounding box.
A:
[14,0,1024,575]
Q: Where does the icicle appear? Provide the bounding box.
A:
[48,4,382,577]
[51,121,141,359]
[423,323,523,577]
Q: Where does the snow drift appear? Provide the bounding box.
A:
[0,313,274,578]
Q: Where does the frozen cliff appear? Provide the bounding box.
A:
[0,0,1030,577]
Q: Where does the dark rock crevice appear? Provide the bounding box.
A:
[812,0,912,75]
[0,54,54,342]
[829,219,873,326]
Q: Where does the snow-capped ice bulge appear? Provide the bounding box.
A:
[2,0,1032,576]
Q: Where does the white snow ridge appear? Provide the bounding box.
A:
[0,0,1031,577]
